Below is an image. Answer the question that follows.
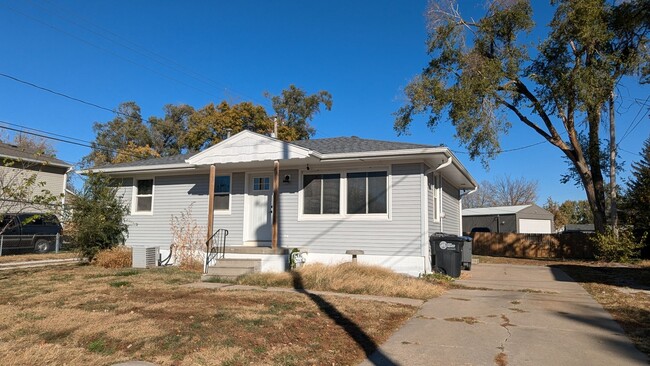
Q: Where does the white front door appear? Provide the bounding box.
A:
[245,174,273,244]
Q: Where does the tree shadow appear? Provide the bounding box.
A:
[550,264,650,291]
[290,271,397,366]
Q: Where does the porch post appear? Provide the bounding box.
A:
[272,160,279,250]
[207,164,216,248]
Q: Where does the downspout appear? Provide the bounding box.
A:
[422,155,452,273]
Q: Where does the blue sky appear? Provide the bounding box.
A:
[0,0,648,204]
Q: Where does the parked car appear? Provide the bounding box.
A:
[0,213,62,253]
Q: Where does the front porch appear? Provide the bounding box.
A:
[202,245,293,281]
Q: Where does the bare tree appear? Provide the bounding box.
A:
[463,175,538,208]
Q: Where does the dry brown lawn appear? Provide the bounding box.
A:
[0,264,416,366]
[0,251,77,264]
[235,262,446,300]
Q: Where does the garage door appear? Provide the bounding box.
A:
[519,219,552,234]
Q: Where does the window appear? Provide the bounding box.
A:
[303,174,340,214]
[347,171,387,214]
[432,174,440,222]
[253,177,270,191]
[135,179,153,212]
[214,175,231,211]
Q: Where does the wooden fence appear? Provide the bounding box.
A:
[471,232,595,259]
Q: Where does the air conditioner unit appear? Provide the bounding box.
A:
[132,246,160,268]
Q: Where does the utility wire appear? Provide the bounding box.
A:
[619,94,650,145]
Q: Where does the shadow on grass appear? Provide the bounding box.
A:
[550,264,650,291]
[291,271,397,366]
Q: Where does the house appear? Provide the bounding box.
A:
[90,130,477,276]
[0,141,71,210]
[462,204,555,234]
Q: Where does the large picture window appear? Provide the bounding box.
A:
[214,175,231,211]
[347,171,387,214]
[135,179,153,213]
[303,174,340,214]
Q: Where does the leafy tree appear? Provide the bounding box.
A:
[69,173,129,261]
[184,101,272,151]
[622,135,650,239]
[83,102,153,167]
[545,197,593,229]
[463,175,538,208]
[112,143,161,164]
[267,84,333,140]
[149,104,194,156]
[395,0,649,233]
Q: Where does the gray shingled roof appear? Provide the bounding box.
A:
[0,141,71,167]
[92,151,198,169]
[92,136,437,169]
[292,136,435,154]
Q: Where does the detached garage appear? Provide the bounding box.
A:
[462,204,555,234]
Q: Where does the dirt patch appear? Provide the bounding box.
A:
[508,308,527,313]
[500,315,515,327]
[444,317,480,325]
[451,297,471,301]
[494,351,508,366]
[0,265,416,365]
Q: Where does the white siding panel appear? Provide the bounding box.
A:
[519,219,552,234]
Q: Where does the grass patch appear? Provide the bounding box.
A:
[0,264,415,365]
[444,316,480,325]
[108,280,131,288]
[236,262,446,299]
[0,251,77,264]
[114,269,141,277]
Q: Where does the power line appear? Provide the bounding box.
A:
[0,1,221,99]
[619,94,650,145]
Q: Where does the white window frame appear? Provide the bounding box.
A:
[433,174,441,223]
[132,177,154,215]
[298,166,391,221]
[214,174,232,215]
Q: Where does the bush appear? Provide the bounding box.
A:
[94,246,132,268]
[170,204,206,270]
[69,173,129,261]
[591,227,646,263]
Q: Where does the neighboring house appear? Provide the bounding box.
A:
[0,142,71,210]
[90,130,477,275]
[462,204,555,234]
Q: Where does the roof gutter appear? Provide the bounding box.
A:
[78,163,196,175]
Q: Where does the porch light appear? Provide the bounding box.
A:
[283,174,291,184]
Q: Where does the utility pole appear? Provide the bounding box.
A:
[609,91,618,237]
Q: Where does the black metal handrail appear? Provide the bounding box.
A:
[204,229,229,273]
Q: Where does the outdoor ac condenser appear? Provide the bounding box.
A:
[132,246,159,268]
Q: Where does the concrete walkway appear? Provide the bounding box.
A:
[360,264,648,366]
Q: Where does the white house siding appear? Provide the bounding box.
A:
[427,172,442,235]
[441,177,460,236]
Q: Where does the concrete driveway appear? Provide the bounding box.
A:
[360,264,648,366]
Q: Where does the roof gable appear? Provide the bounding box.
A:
[186,130,313,165]
[462,205,532,216]
[0,142,71,168]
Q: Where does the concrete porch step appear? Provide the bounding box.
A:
[202,258,261,281]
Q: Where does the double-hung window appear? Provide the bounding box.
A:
[347,171,387,214]
[303,174,340,215]
[135,179,153,213]
[214,175,231,212]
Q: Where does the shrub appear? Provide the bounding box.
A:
[94,246,132,268]
[170,204,206,270]
[591,226,646,263]
[69,173,129,261]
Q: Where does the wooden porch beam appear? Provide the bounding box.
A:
[272,160,279,250]
[207,164,215,248]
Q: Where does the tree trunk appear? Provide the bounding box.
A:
[609,93,618,237]
[587,107,608,234]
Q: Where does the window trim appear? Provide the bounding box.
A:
[346,170,388,215]
[432,174,441,223]
[298,166,391,221]
[214,174,232,215]
[132,177,154,215]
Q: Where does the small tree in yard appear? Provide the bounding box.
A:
[69,173,129,261]
[170,204,206,271]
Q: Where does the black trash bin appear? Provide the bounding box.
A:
[430,233,464,277]
[461,236,473,271]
